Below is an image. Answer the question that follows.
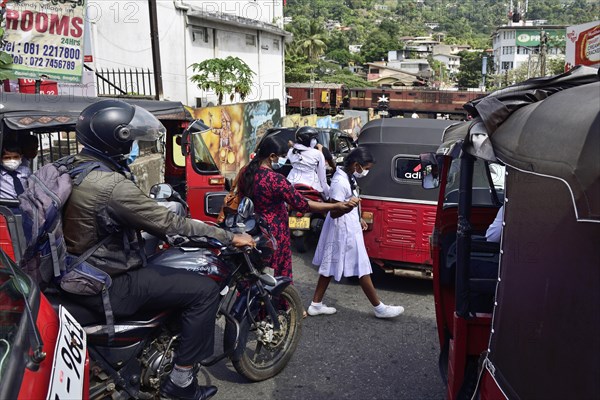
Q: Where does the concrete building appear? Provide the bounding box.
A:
[88,0,289,113]
[365,62,427,87]
[491,22,566,74]
[432,53,461,77]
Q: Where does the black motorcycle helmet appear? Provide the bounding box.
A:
[295,126,319,147]
[76,99,166,159]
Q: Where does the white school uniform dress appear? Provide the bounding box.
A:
[286,144,330,199]
[312,167,372,281]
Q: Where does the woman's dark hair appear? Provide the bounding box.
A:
[344,146,374,169]
[240,135,288,198]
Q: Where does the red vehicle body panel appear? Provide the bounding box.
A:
[0,217,16,260]
[16,294,90,400]
[362,198,436,268]
[185,156,224,222]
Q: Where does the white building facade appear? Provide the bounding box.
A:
[492,23,565,74]
[87,0,289,112]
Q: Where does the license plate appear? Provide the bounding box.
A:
[289,216,310,230]
[47,306,87,400]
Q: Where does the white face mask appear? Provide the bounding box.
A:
[2,159,21,171]
[353,167,369,178]
[310,138,318,148]
[271,157,287,170]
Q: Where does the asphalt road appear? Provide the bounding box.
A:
[204,247,446,400]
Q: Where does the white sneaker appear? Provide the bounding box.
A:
[374,305,404,319]
[307,304,337,316]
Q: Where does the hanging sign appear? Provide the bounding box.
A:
[0,0,86,83]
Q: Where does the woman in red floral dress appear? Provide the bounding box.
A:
[238,135,357,281]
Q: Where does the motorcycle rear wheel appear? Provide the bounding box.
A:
[232,285,303,381]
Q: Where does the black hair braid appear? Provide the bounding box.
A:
[240,157,261,198]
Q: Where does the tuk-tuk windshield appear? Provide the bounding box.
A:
[191,131,219,174]
[444,158,505,207]
[0,260,31,380]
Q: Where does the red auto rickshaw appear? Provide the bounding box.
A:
[357,118,456,278]
[420,66,599,399]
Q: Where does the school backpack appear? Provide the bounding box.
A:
[18,156,116,339]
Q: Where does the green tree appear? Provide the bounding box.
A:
[456,51,489,89]
[189,57,255,105]
[360,30,399,63]
[296,19,328,63]
[285,51,312,83]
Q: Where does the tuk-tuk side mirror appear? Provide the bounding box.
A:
[181,130,190,157]
[420,153,440,189]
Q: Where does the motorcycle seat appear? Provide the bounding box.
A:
[43,291,165,327]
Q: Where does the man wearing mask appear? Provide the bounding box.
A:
[0,140,30,200]
[62,100,255,400]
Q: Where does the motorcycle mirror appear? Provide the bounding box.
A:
[237,197,254,219]
[420,153,440,189]
[149,183,173,199]
[259,273,277,287]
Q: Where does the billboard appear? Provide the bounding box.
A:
[0,0,86,82]
[565,21,600,71]
[515,29,565,47]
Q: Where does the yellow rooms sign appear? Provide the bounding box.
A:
[0,0,86,82]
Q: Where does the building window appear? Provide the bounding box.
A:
[501,61,513,70]
[370,68,380,74]
[273,39,280,50]
[502,46,514,55]
[246,35,256,46]
[192,28,208,43]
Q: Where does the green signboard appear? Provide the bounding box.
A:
[516,29,566,47]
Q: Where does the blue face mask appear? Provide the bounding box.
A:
[271,157,287,170]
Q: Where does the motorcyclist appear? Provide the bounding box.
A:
[286,126,330,199]
[62,99,254,400]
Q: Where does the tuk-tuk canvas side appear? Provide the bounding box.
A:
[491,81,600,223]
[486,170,600,399]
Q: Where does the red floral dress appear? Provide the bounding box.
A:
[247,167,309,280]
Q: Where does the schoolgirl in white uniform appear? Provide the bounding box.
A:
[309,147,404,318]
[286,127,330,199]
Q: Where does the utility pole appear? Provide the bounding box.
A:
[148,0,164,100]
[539,29,548,77]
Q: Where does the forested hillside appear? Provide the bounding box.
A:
[283,0,599,84]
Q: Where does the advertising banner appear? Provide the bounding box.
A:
[565,21,600,71]
[0,0,86,82]
[515,29,565,47]
[190,100,281,178]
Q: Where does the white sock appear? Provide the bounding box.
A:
[170,364,194,388]
[374,302,386,312]
[311,301,323,308]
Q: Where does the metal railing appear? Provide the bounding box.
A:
[94,68,156,98]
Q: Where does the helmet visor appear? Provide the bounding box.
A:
[123,106,167,142]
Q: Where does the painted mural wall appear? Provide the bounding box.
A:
[190,99,281,177]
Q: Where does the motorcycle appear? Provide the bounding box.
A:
[288,184,326,253]
[42,184,303,398]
